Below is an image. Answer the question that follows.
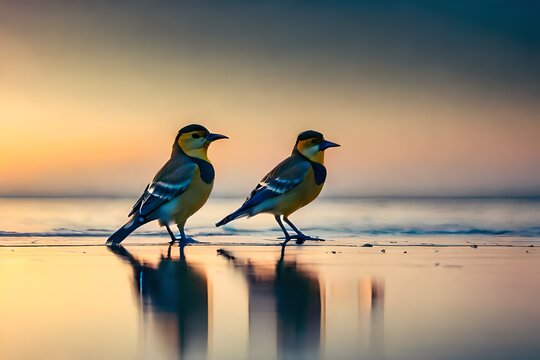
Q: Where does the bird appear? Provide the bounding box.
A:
[216,130,339,245]
[106,124,228,246]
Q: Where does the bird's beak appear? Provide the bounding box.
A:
[206,133,229,142]
[319,140,341,151]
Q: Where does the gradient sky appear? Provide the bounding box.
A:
[1,0,539,196]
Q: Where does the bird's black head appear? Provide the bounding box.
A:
[293,130,340,163]
[297,130,324,143]
[172,123,228,160]
[177,124,210,138]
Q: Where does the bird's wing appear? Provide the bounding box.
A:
[241,156,311,210]
[131,161,197,218]
[128,184,149,217]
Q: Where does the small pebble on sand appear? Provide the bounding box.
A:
[471,244,478,248]
[381,249,386,253]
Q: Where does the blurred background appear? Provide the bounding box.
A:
[1,0,539,197]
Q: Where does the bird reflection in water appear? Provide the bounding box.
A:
[109,245,385,359]
[218,247,320,360]
[109,245,208,359]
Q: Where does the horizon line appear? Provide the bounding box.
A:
[1,193,540,200]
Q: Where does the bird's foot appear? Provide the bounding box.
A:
[179,236,200,246]
[289,234,325,245]
[276,236,292,246]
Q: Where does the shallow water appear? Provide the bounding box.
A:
[1,245,539,360]
[1,197,540,360]
[1,197,539,246]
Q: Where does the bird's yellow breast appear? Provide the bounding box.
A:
[273,167,323,216]
[171,168,213,226]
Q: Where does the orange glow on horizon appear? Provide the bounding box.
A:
[1,12,539,196]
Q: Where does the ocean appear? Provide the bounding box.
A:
[1,197,539,246]
[1,197,540,359]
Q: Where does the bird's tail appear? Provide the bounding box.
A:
[215,208,248,227]
[106,218,143,246]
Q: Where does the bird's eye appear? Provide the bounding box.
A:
[192,133,201,139]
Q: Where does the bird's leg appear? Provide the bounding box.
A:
[283,217,305,236]
[283,216,324,244]
[165,224,178,244]
[279,244,286,260]
[178,225,199,245]
[275,215,292,246]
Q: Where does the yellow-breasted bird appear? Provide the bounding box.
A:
[106,124,228,246]
[216,130,339,245]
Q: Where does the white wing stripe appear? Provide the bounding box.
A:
[151,181,188,190]
[148,179,191,199]
[259,178,302,194]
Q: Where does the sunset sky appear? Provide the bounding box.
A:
[1,0,539,196]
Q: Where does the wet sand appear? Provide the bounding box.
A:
[1,240,539,360]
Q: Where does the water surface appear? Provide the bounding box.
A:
[1,245,539,360]
[1,197,539,359]
[1,197,539,246]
